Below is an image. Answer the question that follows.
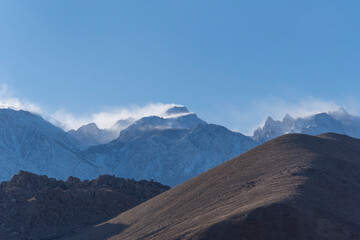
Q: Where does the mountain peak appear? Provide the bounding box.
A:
[77,123,99,132]
[111,118,136,130]
[253,108,360,144]
[283,113,293,121]
[330,107,350,117]
[165,106,189,116]
[265,116,275,123]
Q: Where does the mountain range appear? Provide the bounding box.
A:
[1,105,360,187]
[1,105,360,239]
[253,108,360,143]
[85,112,257,186]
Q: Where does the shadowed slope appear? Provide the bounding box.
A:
[69,133,360,240]
[0,171,169,240]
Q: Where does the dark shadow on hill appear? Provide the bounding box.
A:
[197,202,360,240]
[64,222,128,240]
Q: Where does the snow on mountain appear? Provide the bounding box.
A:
[68,118,135,146]
[252,108,358,143]
[68,105,192,146]
[4,105,360,187]
[111,118,136,131]
[0,108,97,181]
[85,112,258,186]
[165,106,190,115]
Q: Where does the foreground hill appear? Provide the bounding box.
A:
[0,171,169,240]
[69,133,360,240]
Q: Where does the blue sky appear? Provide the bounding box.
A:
[0,1,360,134]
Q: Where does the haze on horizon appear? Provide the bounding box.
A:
[1,1,360,134]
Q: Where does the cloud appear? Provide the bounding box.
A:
[50,103,181,131]
[0,84,43,114]
[252,97,341,123]
[0,84,183,131]
[0,84,358,136]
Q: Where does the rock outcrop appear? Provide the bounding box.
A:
[0,171,169,240]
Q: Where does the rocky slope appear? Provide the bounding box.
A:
[69,133,360,240]
[0,171,169,240]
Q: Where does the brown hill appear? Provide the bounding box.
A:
[0,171,169,240]
[68,133,360,240]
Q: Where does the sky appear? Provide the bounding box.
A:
[0,1,360,134]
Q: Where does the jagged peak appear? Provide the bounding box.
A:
[165,106,189,116]
[265,116,275,123]
[111,117,136,130]
[114,117,135,125]
[283,113,294,121]
[78,122,99,131]
[330,107,350,117]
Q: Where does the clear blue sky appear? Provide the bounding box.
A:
[1,1,360,133]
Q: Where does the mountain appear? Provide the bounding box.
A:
[111,118,136,132]
[165,106,190,115]
[85,112,257,186]
[0,106,256,187]
[252,108,360,143]
[68,118,135,146]
[0,170,169,240]
[68,106,191,147]
[0,108,97,182]
[69,133,360,240]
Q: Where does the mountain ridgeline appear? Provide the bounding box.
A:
[253,108,360,143]
[1,106,360,187]
[85,113,257,186]
[0,107,257,187]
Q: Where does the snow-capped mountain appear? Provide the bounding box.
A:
[68,106,191,146]
[85,110,258,186]
[0,106,257,187]
[0,108,97,181]
[7,104,360,187]
[68,118,135,146]
[252,108,360,143]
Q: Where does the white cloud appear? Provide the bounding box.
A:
[0,84,43,114]
[1,83,359,136]
[207,97,344,136]
[253,97,341,123]
[0,84,184,131]
[50,103,181,131]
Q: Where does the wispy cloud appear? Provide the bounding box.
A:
[207,97,344,136]
[252,97,341,123]
[0,84,43,114]
[50,103,180,131]
[0,84,359,136]
[0,84,182,131]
